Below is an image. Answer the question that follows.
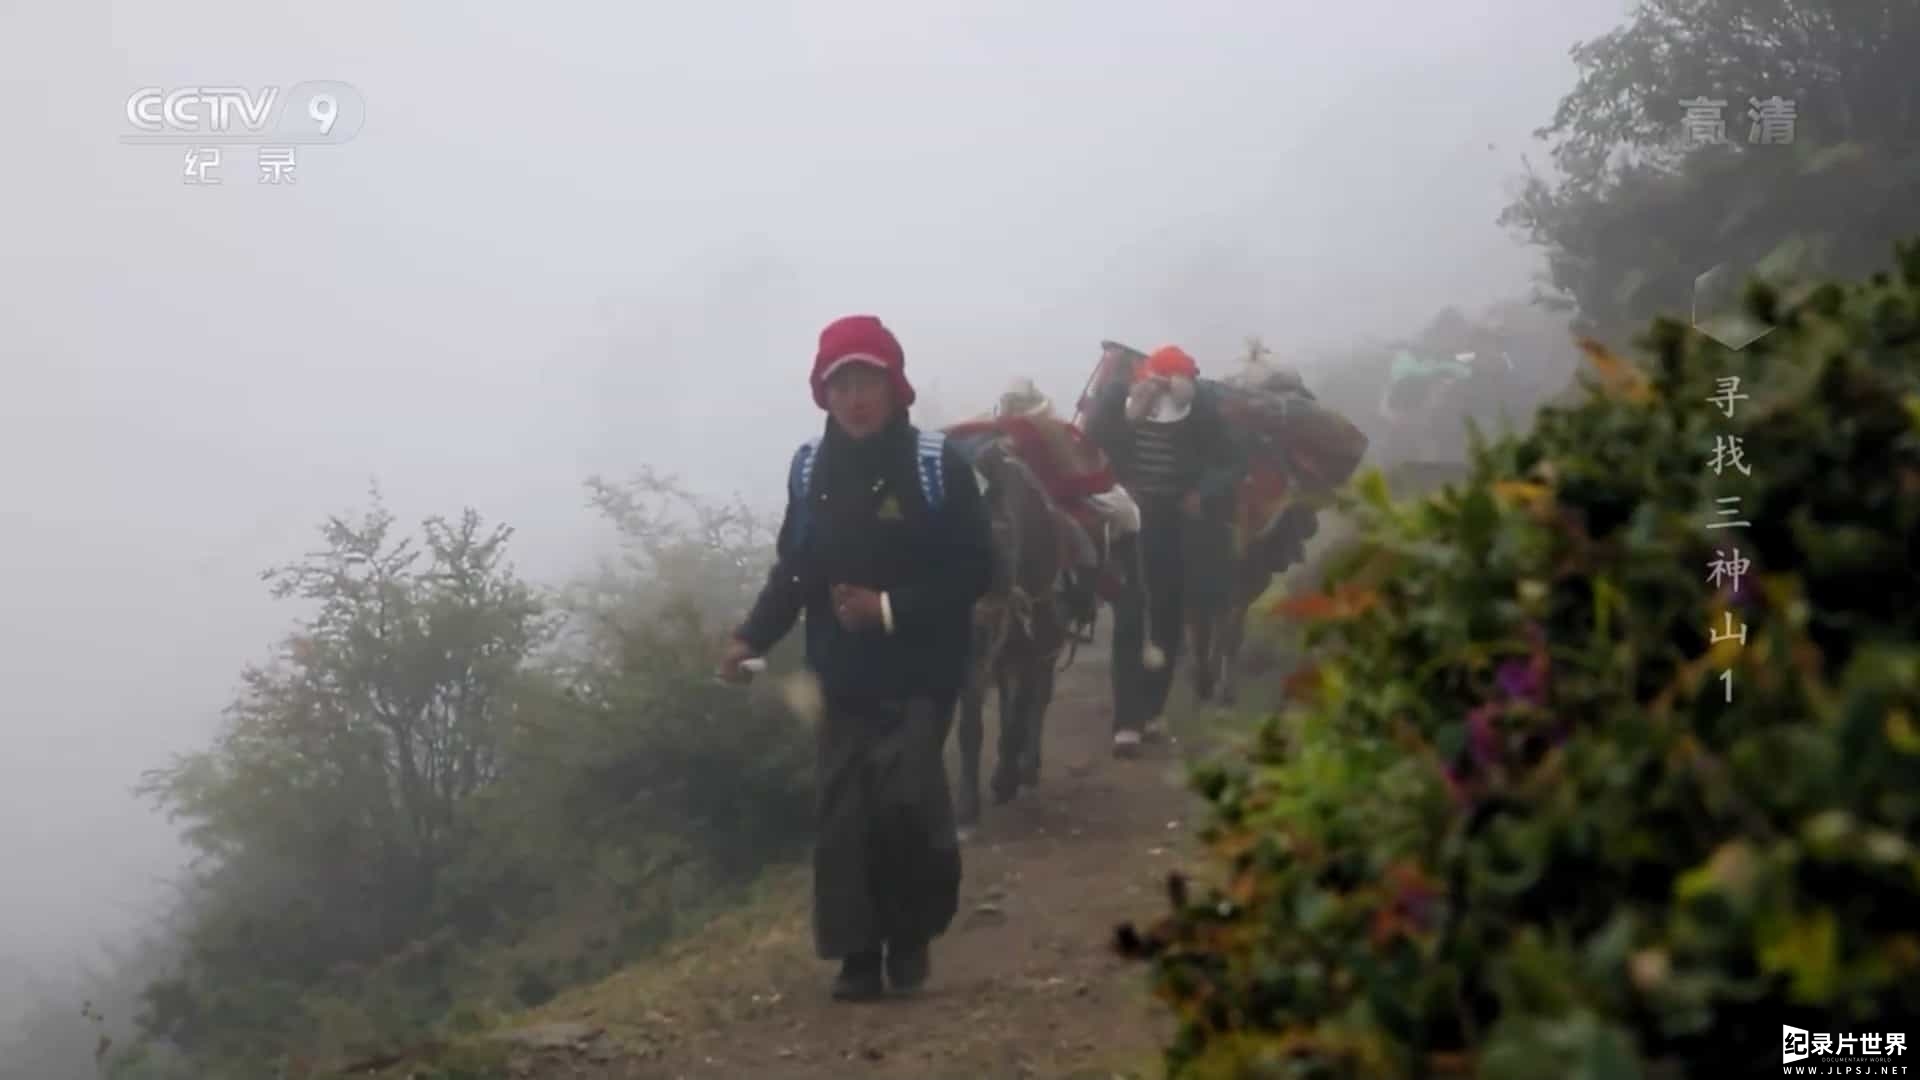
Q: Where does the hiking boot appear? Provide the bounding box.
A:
[831,951,884,1002]
[1112,729,1142,757]
[885,940,931,994]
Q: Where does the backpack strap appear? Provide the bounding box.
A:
[915,430,948,511]
[790,431,945,544]
[788,437,822,544]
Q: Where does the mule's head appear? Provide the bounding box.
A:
[989,442,1068,592]
[970,439,1024,601]
[962,440,1024,682]
[967,435,1073,659]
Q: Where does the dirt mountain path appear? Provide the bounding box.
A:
[497,652,1204,1080]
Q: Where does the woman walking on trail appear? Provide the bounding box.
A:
[719,314,995,1001]
[1084,345,1246,756]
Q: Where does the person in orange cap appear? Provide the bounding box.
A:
[1084,345,1246,756]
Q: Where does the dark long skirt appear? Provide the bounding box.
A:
[812,694,963,959]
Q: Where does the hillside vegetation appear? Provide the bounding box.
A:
[6,472,822,1079]
[1123,242,1920,1077]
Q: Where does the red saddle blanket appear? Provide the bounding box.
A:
[945,415,1116,505]
[946,415,1116,587]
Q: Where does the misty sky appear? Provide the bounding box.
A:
[1,0,1626,992]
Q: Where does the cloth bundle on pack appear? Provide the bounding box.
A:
[1215,365,1369,558]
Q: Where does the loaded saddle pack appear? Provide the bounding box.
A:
[1079,340,1369,572]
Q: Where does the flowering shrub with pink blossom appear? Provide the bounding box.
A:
[1120,243,1920,1078]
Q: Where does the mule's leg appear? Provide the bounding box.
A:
[1018,654,1055,788]
[1218,602,1247,706]
[990,665,1023,805]
[1220,568,1272,707]
[1189,608,1217,702]
[955,679,985,827]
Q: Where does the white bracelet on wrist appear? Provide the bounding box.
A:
[880,591,895,635]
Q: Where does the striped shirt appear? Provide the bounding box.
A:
[1128,421,1184,496]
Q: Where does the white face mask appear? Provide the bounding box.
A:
[1125,375,1195,423]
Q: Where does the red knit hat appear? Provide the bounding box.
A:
[811,314,915,409]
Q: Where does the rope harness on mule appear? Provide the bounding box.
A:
[974,583,1070,681]
[969,433,1097,680]
[1007,585,1035,643]
[973,596,1013,684]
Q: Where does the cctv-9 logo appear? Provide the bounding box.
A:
[275,81,366,144]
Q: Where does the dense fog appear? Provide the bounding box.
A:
[0,0,1628,1045]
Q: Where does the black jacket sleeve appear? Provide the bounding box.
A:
[885,441,992,634]
[734,496,808,654]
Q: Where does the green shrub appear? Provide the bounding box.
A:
[101,472,817,1077]
[1122,242,1920,1077]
